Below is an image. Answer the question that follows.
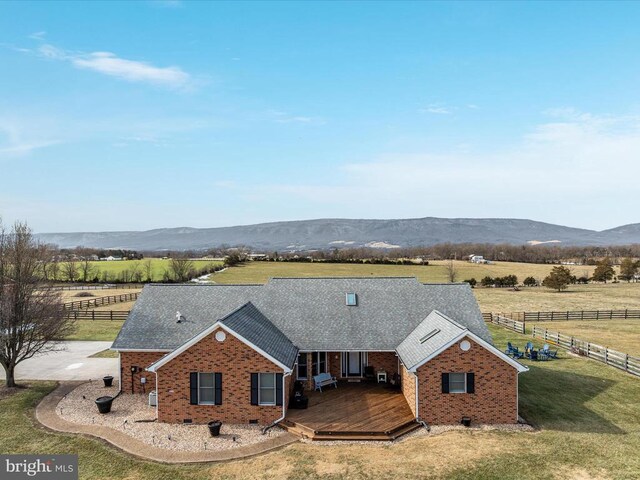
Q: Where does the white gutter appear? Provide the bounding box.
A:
[414,373,419,419]
[262,370,291,434]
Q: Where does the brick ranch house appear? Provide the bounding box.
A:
[111,277,527,431]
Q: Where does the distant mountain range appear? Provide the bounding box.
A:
[35,217,640,251]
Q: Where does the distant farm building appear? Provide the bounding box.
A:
[469,255,489,264]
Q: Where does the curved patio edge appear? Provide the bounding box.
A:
[35,382,299,464]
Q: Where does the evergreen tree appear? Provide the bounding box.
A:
[542,266,573,292]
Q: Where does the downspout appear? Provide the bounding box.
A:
[414,371,430,432]
[262,370,291,434]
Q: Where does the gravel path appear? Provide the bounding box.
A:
[57,382,285,453]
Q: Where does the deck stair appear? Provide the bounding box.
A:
[281,382,419,441]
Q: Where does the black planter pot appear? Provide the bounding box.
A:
[208,420,222,437]
[103,376,114,387]
[461,417,471,427]
[95,396,114,414]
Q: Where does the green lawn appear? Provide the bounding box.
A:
[3,324,639,479]
[530,319,640,356]
[56,258,223,282]
[210,260,598,285]
[66,321,124,342]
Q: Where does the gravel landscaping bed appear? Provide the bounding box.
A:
[57,382,285,452]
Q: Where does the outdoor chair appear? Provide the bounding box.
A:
[541,344,558,359]
[505,342,524,359]
[364,366,376,381]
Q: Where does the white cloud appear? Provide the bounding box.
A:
[225,109,640,229]
[28,31,46,40]
[420,104,452,115]
[268,110,325,125]
[0,120,58,157]
[35,43,193,90]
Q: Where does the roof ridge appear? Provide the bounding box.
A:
[267,276,420,280]
[429,309,468,331]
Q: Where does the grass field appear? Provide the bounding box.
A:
[67,321,124,342]
[2,324,639,479]
[475,282,640,312]
[531,319,640,356]
[57,258,223,282]
[60,288,142,302]
[210,260,599,285]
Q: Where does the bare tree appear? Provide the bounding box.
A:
[62,256,79,282]
[49,259,61,282]
[78,248,96,282]
[168,255,194,282]
[129,261,143,283]
[143,259,153,283]
[0,221,74,388]
[446,259,458,283]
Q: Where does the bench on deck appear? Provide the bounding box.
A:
[313,372,338,392]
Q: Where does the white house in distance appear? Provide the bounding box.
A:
[469,255,488,264]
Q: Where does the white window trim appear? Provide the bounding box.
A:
[346,293,357,306]
[198,372,217,405]
[312,352,327,377]
[258,373,277,406]
[448,372,467,394]
[297,353,308,380]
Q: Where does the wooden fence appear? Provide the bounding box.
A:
[48,284,144,291]
[62,292,139,311]
[532,326,640,377]
[484,310,640,323]
[487,314,526,334]
[64,310,130,321]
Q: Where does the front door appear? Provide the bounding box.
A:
[343,352,363,377]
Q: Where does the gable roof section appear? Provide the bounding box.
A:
[396,309,528,373]
[147,303,297,373]
[396,310,467,371]
[219,302,298,369]
[112,277,491,352]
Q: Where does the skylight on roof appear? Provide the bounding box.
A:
[345,293,358,306]
[419,328,440,344]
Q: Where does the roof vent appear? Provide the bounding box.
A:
[176,311,186,323]
[345,293,358,306]
[419,328,440,344]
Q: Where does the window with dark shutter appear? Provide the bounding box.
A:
[215,372,223,404]
[466,373,475,394]
[275,373,283,406]
[189,372,198,405]
[250,373,259,405]
[441,373,449,394]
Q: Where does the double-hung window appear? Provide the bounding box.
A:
[442,372,475,394]
[297,353,308,380]
[198,373,216,404]
[448,373,466,393]
[258,373,276,406]
[311,352,327,376]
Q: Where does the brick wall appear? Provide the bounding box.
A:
[119,351,167,394]
[156,328,287,424]
[367,351,399,378]
[416,336,518,425]
[400,363,417,417]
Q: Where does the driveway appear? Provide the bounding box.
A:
[5,341,118,381]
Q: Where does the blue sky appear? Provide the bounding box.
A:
[1,1,640,233]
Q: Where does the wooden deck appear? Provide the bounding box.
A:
[281,381,419,441]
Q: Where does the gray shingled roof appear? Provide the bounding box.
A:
[112,277,491,352]
[396,310,467,371]
[219,302,298,368]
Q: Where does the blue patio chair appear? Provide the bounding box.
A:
[505,342,524,359]
[541,343,558,359]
